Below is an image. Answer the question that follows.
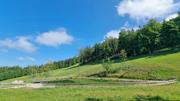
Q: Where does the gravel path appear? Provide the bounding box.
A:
[0,79,176,89]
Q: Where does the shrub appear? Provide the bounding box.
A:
[102,59,112,76]
[119,50,127,61]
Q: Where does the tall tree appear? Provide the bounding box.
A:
[161,20,180,47]
[173,13,180,30]
[102,37,119,58]
[119,29,138,56]
[79,47,94,64]
[138,19,162,54]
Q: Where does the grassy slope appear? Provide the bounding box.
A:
[1,51,180,101]
[4,51,180,82]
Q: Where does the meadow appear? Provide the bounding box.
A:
[0,51,180,101]
[0,83,180,101]
[5,51,180,82]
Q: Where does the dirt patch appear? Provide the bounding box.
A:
[0,82,55,89]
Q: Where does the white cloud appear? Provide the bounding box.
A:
[16,56,35,62]
[105,30,120,39]
[104,21,139,39]
[0,28,73,53]
[36,28,74,47]
[104,27,139,39]
[165,13,178,21]
[104,22,128,39]
[0,37,36,53]
[117,0,180,20]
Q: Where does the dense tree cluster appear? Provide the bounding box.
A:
[0,14,180,81]
[79,16,180,63]
[0,57,79,81]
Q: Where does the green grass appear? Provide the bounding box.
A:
[1,51,180,101]
[5,51,180,82]
[0,83,180,101]
[109,51,180,80]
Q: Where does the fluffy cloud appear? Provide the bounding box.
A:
[117,0,180,20]
[36,28,74,47]
[0,28,74,53]
[165,13,179,21]
[105,30,120,39]
[104,27,139,39]
[16,56,35,62]
[104,21,139,39]
[0,37,36,53]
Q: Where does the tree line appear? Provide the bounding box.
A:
[0,57,79,81]
[79,14,180,64]
[0,13,180,81]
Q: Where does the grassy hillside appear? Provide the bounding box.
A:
[1,51,180,101]
[4,51,180,82]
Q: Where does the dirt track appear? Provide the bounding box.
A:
[0,79,176,89]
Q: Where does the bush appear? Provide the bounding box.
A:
[119,50,127,61]
[102,59,112,76]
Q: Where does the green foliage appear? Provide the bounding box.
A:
[102,59,112,76]
[0,66,25,81]
[161,20,180,47]
[119,49,127,61]
[174,13,180,30]
[102,38,119,58]
[0,56,80,81]
[79,37,119,64]
[78,18,180,65]
[119,29,139,56]
[79,47,94,64]
[137,19,162,54]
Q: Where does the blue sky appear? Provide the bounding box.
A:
[0,0,179,66]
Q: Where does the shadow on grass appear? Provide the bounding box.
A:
[134,95,170,101]
[84,98,103,101]
[47,79,75,84]
[85,95,169,101]
[86,48,180,66]
[146,48,180,58]
[111,48,180,65]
